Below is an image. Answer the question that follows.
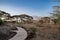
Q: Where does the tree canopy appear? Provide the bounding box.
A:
[0,10,11,17]
[19,14,33,19]
[50,6,60,24]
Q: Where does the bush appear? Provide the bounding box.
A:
[26,27,36,40]
[0,19,3,25]
[39,20,43,24]
[52,19,58,24]
[29,27,36,33]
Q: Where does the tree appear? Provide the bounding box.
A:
[50,6,60,24]
[0,10,11,20]
[39,20,43,24]
[0,11,3,17]
[19,14,33,23]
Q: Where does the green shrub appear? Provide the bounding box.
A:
[52,19,58,24]
[0,19,3,25]
[26,27,36,40]
[29,27,36,33]
[39,20,43,24]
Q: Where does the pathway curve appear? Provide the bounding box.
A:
[9,27,28,40]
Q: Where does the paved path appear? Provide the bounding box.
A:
[9,27,28,40]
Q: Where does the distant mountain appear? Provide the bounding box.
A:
[33,16,41,20]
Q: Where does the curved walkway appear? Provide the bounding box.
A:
[9,27,28,40]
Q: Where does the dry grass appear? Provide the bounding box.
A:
[6,21,60,40]
[18,21,60,40]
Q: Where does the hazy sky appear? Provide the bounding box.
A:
[0,0,60,16]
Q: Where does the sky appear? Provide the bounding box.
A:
[0,0,60,16]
